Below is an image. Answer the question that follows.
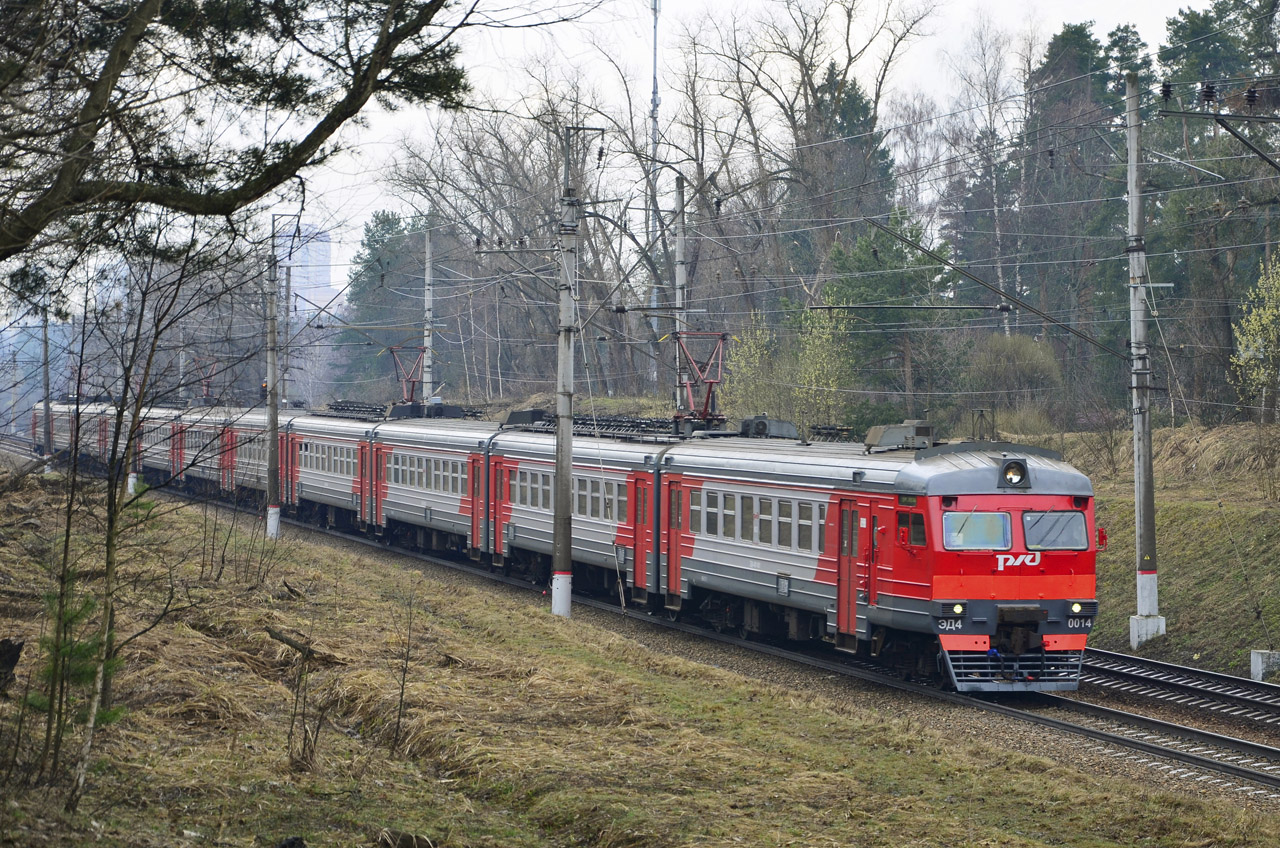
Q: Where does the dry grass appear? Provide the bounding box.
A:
[3,454,1280,845]
[1061,421,1280,499]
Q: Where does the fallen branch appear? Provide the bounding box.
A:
[265,627,346,666]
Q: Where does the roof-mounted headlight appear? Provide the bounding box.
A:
[1000,459,1029,488]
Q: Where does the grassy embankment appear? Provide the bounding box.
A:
[1054,423,1280,674]
[1,422,1279,845]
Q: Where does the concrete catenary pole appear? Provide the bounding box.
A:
[552,127,581,618]
[674,174,687,412]
[265,251,281,540]
[1126,70,1164,647]
[9,350,18,436]
[424,227,434,397]
[41,307,52,461]
[645,0,662,387]
[282,264,291,408]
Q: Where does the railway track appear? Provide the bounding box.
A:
[1081,647,1280,727]
[1024,695,1280,794]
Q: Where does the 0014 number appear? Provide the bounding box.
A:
[1067,617,1094,630]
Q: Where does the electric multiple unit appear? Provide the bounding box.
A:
[36,404,1099,692]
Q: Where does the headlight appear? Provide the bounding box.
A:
[1071,602,1083,614]
[1003,460,1027,486]
[953,603,965,615]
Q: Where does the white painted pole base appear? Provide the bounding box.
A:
[266,505,281,540]
[1129,614,1166,649]
[1136,570,1160,616]
[41,455,54,475]
[126,472,138,495]
[551,572,572,618]
[1251,650,1280,682]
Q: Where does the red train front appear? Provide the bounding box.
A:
[853,441,1099,691]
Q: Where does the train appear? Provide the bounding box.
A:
[33,401,1100,693]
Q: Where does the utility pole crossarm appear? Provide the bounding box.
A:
[1213,117,1280,174]
[1157,109,1280,123]
[1156,109,1280,174]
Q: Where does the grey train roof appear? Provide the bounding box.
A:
[76,402,1091,498]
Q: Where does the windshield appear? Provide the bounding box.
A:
[1022,511,1089,551]
[942,511,1011,550]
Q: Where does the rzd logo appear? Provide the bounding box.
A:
[995,552,1041,571]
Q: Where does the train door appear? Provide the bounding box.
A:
[283,428,298,506]
[865,499,896,606]
[373,444,388,527]
[171,424,183,480]
[489,459,509,559]
[357,440,372,525]
[633,476,653,595]
[97,418,110,459]
[221,428,235,491]
[468,456,485,554]
[664,480,684,606]
[836,498,861,638]
[66,412,78,455]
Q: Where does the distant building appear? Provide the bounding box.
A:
[275,224,338,319]
[273,223,337,408]
[0,321,73,436]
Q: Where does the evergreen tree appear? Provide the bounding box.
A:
[787,63,897,278]
[825,213,958,418]
[336,212,424,401]
[1146,3,1276,420]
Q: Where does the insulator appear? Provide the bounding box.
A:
[1161,80,1172,102]
[474,235,481,249]
[1202,82,1216,104]
[597,145,605,162]
[1048,148,1055,169]
[517,236,526,248]
[714,197,722,216]
[1247,86,1259,108]
[496,236,504,247]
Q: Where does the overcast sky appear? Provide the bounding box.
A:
[302,0,1213,284]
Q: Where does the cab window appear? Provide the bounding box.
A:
[942,511,1011,550]
[1022,511,1088,551]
